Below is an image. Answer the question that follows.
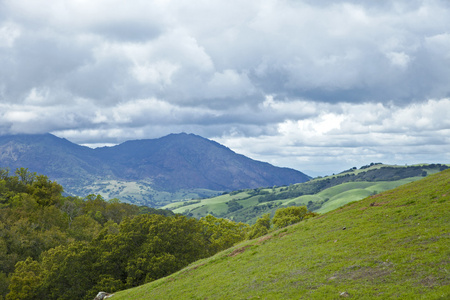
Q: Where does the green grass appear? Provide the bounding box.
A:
[314,178,419,214]
[112,169,450,299]
[168,176,425,223]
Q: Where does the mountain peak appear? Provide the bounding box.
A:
[0,133,311,205]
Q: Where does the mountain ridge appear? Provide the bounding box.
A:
[0,133,311,206]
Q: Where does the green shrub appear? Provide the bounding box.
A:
[247,213,271,239]
[272,206,307,229]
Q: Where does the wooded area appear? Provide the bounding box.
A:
[0,168,254,300]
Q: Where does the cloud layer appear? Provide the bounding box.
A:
[1,0,449,174]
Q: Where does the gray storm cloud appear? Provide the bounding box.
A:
[0,0,449,174]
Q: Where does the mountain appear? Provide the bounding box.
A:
[0,133,310,206]
[93,133,309,190]
[112,169,450,299]
[0,133,111,179]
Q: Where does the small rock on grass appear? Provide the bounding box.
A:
[94,292,114,300]
[340,291,350,297]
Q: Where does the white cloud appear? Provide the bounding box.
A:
[23,88,49,105]
[131,61,179,86]
[0,0,449,174]
[204,69,255,100]
[2,0,450,105]
[386,51,412,68]
[216,98,450,174]
[425,33,450,59]
[0,22,21,47]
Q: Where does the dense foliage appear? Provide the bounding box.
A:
[272,206,308,229]
[0,168,250,300]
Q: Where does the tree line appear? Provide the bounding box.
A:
[0,168,314,300]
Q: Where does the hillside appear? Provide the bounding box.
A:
[114,169,450,299]
[0,133,310,206]
[164,163,449,224]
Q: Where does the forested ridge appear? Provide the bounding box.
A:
[0,168,253,300]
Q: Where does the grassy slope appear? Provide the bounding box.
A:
[165,164,449,224]
[314,178,419,213]
[165,178,422,222]
[113,169,450,299]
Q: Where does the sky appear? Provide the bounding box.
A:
[1,0,450,176]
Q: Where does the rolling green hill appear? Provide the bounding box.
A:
[113,169,450,299]
[164,164,449,224]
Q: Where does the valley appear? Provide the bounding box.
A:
[165,163,448,224]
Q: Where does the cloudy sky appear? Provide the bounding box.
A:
[1,0,450,176]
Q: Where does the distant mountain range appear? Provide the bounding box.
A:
[0,133,310,206]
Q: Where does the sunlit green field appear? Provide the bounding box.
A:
[114,169,450,299]
[165,176,422,222]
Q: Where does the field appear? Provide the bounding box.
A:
[113,169,450,299]
[164,163,447,224]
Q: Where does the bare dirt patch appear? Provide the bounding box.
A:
[336,262,394,283]
[369,201,389,207]
[192,263,206,270]
[420,275,440,287]
[278,232,290,238]
[258,235,273,243]
[228,245,252,257]
[369,193,384,199]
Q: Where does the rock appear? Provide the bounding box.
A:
[340,291,350,297]
[327,276,337,281]
[94,291,114,300]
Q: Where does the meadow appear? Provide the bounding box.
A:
[165,163,446,224]
[114,169,450,299]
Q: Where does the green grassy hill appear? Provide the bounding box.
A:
[164,164,448,224]
[113,169,450,299]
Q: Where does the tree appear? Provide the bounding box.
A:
[247,213,271,239]
[15,168,36,186]
[94,214,211,288]
[29,175,63,207]
[68,215,102,242]
[200,215,248,253]
[6,258,42,300]
[39,243,99,300]
[272,206,308,229]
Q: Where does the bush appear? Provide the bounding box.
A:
[272,206,307,229]
[247,213,271,240]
